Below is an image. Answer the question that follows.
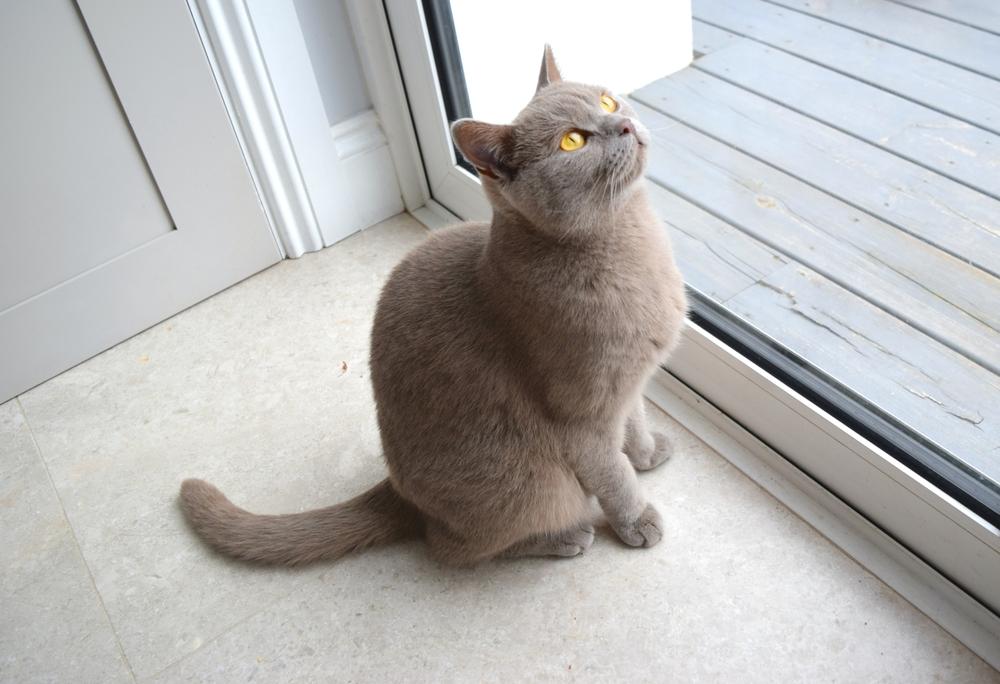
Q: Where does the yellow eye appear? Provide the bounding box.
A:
[600,94,618,112]
[560,130,586,151]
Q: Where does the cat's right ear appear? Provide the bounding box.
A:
[451,119,514,181]
[536,44,562,93]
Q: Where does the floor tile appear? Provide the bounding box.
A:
[0,400,133,683]
[151,404,998,683]
[16,216,427,678]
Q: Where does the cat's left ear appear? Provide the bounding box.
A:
[536,44,562,93]
[451,119,514,180]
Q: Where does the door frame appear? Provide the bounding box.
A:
[367,0,1000,667]
[189,0,326,259]
[195,0,415,254]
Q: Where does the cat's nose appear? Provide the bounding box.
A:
[617,119,634,136]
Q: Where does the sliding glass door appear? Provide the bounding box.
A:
[384,0,1000,615]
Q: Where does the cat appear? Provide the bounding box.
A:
[179,46,688,566]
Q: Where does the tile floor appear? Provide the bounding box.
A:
[2,213,997,682]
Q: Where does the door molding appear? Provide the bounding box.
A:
[189,0,324,258]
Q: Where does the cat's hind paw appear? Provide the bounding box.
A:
[628,431,674,472]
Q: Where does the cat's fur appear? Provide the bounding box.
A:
[180,47,688,566]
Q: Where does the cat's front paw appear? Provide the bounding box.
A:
[628,431,673,472]
[613,503,664,548]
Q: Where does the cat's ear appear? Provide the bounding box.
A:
[451,119,514,180]
[536,44,562,93]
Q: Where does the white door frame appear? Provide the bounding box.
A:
[383,0,492,221]
[189,0,326,259]
[344,0,429,213]
[368,0,1000,667]
[194,0,411,254]
[658,324,1000,666]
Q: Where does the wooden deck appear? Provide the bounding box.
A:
[632,0,1000,482]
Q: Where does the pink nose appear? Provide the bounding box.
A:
[618,119,634,136]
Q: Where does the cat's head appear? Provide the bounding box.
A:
[451,45,650,233]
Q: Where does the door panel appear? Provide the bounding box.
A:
[0,0,281,402]
[0,0,174,311]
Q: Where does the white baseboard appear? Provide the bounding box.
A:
[331,109,387,158]
[328,109,404,238]
[410,199,461,231]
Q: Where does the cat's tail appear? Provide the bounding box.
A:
[178,477,422,566]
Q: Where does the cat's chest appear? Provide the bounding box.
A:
[529,269,681,418]
[542,257,679,360]
[569,242,674,317]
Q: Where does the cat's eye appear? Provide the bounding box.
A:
[560,130,586,151]
[600,94,618,113]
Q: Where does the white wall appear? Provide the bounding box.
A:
[293,0,371,126]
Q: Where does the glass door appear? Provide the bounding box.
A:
[384,0,1000,615]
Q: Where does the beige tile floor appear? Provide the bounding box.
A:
[2,213,997,683]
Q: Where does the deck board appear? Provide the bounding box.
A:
[632,70,1000,277]
[769,0,1000,79]
[691,20,741,57]
[647,183,789,302]
[638,0,1000,482]
[726,265,1000,468]
[692,0,1000,134]
[892,0,1000,34]
[630,99,1000,372]
[692,39,1000,199]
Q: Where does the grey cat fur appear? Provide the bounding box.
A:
[179,46,688,566]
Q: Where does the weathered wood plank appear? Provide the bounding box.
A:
[692,20,741,57]
[726,264,1000,478]
[630,98,1000,372]
[646,182,789,301]
[693,41,1000,199]
[632,70,1000,278]
[769,0,1000,79]
[692,0,1000,134]
[893,0,1000,34]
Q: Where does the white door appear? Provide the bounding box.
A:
[0,0,281,402]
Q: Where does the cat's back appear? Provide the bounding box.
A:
[370,221,500,423]
[370,221,545,492]
[372,221,489,339]
[393,221,487,284]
